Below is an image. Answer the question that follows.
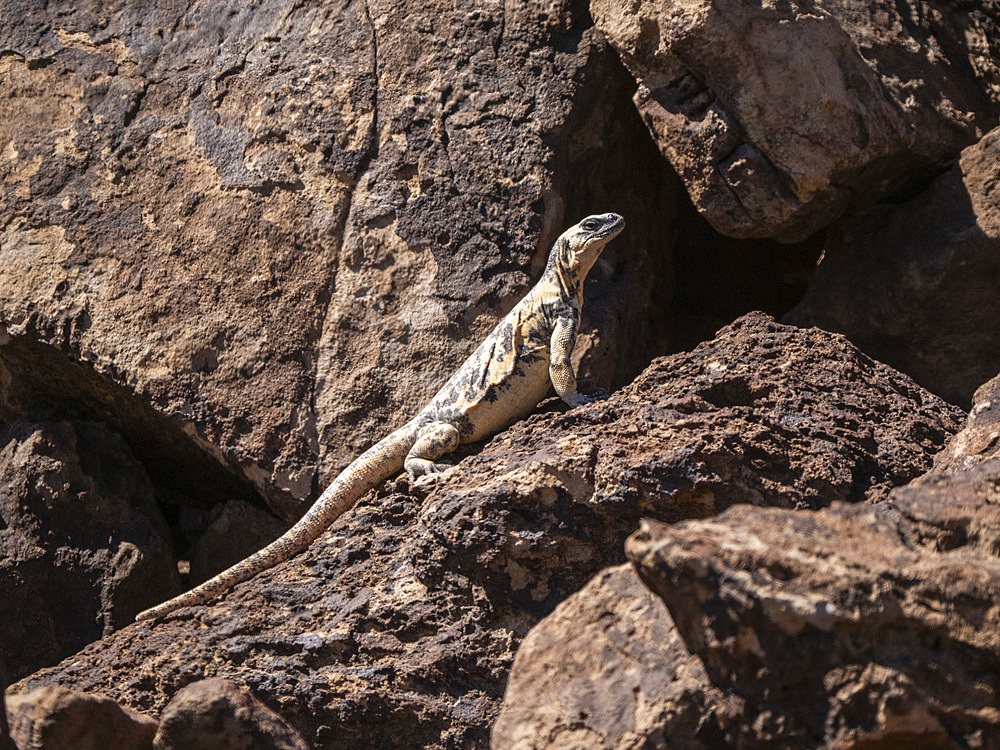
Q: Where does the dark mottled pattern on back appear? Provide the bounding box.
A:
[136,213,624,621]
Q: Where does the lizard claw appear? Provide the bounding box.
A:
[408,460,453,485]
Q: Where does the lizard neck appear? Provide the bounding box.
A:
[542,239,586,304]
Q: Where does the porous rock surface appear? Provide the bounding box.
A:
[153,678,307,750]
[11,314,962,748]
[591,0,1000,240]
[495,367,1000,749]
[0,0,676,522]
[788,127,1000,407]
[5,685,158,750]
[0,416,180,682]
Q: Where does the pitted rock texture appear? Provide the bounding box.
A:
[627,462,1000,747]
[494,370,1000,749]
[153,678,307,750]
[591,0,1000,240]
[788,127,1000,408]
[491,564,723,749]
[10,314,962,748]
[0,0,675,522]
[5,686,158,750]
[0,417,180,682]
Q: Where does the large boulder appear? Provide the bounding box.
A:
[11,314,962,747]
[627,458,1000,748]
[591,0,1000,240]
[788,127,1000,407]
[0,417,180,682]
[0,0,676,522]
[494,368,1000,749]
[491,564,721,749]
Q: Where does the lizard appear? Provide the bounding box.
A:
[136,212,624,621]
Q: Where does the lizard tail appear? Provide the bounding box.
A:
[135,424,417,622]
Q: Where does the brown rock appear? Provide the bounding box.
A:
[0,0,676,522]
[591,0,1000,240]
[5,686,157,750]
[1,660,12,750]
[11,314,962,747]
[787,127,1000,407]
[933,372,1000,473]
[0,417,180,682]
[153,678,307,750]
[187,500,288,585]
[491,565,722,749]
[627,458,1000,747]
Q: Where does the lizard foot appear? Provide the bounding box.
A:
[406,458,453,484]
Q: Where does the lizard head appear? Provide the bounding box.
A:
[552,213,625,281]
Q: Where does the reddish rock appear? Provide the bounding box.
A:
[153,678,306,750]
[0,417,180,682]
[592,0,1000,240]
[5,686,157,750]
[788,127,1000,407]
[10,314,961,747]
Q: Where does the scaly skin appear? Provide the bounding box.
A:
[136,213,624,621]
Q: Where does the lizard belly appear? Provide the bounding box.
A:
[458,354,552,442]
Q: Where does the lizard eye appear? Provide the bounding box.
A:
[582,219,599,231]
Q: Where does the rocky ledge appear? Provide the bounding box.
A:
[6,314,963,747]
[494,358,1000,749]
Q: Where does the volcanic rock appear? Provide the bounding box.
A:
[153,678,307,750]
[10,314,962,747]
[0,417,180,682]
[0,0,676,522]
[5,686,157,750]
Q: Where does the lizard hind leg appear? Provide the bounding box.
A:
[404,421,461,482]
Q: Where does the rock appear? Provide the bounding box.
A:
[11,314,962,747]
[626,459,1000,746]
[933,372,1000,473]
[787,127,1000,407]
[153,678,307,750]
[0,417,180,682]
[5,686,157,750]
[491,564,722,749]
[187,500,288,585]
[591,0,1000,240]
[0,0,676,522]
[0,660,12,750]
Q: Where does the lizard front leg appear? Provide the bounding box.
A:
[404,421,461,481]
[549,313,599,408]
